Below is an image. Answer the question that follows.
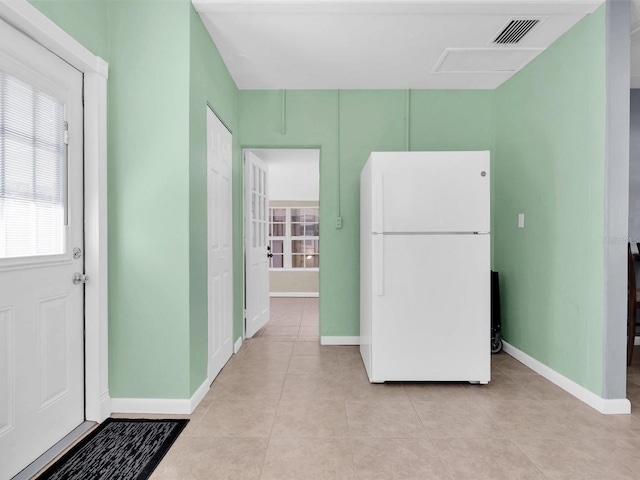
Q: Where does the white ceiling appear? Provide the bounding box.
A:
[193,0,604,90]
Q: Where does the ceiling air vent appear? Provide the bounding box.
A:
[493,19,540,44]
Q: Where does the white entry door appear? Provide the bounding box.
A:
[0,19,84,479]
[244,151,270,338]
[207,108,233,382]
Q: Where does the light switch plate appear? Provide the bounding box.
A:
[518,213,525,229]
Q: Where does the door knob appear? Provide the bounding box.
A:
[72,272,89,285]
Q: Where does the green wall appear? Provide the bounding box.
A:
[30,0,240,399]
[494,7,606,394]
[238,90,496,337]
[107,0,192,399]
[29,0,109,60]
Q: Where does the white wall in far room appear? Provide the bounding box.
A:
[252,149,319,201]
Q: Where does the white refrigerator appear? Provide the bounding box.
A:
[360,151,491,384]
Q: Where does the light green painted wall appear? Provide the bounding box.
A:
[238,90,496,337]
[188,6,240,393]
[494,7,606,394]
[29,0,109,60]
[409,91,496,152]
[107,0,192,399]
[30,0,239,399]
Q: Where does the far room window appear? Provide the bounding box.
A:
[268,207,319,269]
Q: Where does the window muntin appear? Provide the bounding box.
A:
[268,206,319,270]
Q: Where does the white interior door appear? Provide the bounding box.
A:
[0,19,84,479]
[207,108,233,382]
[244,151,270,338]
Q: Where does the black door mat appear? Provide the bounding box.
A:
[37,418,189,480]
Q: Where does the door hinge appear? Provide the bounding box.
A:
[63,121,69,145]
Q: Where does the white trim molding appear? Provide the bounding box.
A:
[234,336,243,354]
[83,70,109,423]
[112,379,210,415]
[321,336,360,346]
[270,292,319,298]
[0,0,107,76]
[189,379,210,413]
[0,2,110,422]
[502,341,631,415]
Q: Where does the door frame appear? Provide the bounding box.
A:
[0,1,110,422]
[241,146,322,341]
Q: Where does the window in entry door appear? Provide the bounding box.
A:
[0,70,66,259]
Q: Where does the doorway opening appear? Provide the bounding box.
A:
[243,148,320,341]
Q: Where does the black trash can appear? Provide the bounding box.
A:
[491,271,503,353]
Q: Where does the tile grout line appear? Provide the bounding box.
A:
[406,386,456,480]
[509,437,552,480]
[334,331,359,477]
[342,358,359,479]
[474,370,554,480]
[256,346,290,480]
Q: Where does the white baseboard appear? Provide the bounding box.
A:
[320,336,360,345]
[111,377,210,415]
[234,336,243,354]
[502,341,631,415]
[270,292,319,298]
[189,378,210,413]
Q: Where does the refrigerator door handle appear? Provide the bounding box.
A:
[374,172,383,233]
[375,234,384,296]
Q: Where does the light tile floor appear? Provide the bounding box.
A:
[148,298,640,479]
[36,298,640,479]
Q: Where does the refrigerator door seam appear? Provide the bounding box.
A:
[374,234,384,296]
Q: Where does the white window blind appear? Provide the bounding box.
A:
[0,70,66,259]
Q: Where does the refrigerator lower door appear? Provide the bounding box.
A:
[370,233,490,383]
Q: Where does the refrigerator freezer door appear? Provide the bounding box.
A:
[370,233,490,382]
[372,152,490,233]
